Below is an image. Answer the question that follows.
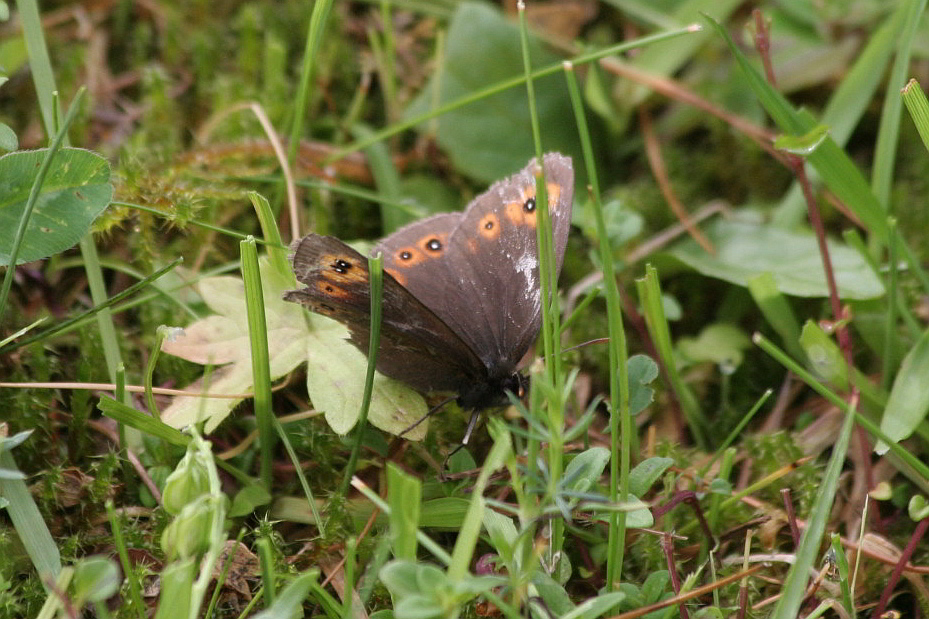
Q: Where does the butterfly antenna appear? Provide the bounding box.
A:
[399,395,457,438]
[561,337,609,354]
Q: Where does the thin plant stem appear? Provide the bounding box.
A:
[562,61,631,588]
[339,255,384,497]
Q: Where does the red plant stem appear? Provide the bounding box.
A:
[873,516,929,618]
[781,488,800,547]
[753,8,877,520]
[752,10,777,86]
[652,490,716,550]
[661,531,690,619]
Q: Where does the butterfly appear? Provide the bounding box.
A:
[283,153,574,421]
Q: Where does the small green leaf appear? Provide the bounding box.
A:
[876,328,929,454]
[482,507,517,572]
[380,560,427,598]
[628,457,674,497]
[72,556,120,604]
[870,481,893,501]
[0,429,32,451]
[774,124,830,155]
[641,570,671,604]
[799,321,848,390]
[0,123,16,152]
[394,593,443,619]
[563,447,610,494]
[576,200,643,247]
[678,323,751,369]
[531,570,575,616]
[387,463,421,560]
[908,495,929,521]
[627,354,659,416]
[708,478,732,495]
[228,483,272,518]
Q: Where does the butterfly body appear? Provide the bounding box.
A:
[284,153,574,413]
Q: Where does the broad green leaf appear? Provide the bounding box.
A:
[575,199,643,247]
[405,2,582,184]
[0,148,112,266]
[160,257,427,436]
[876,328,929,454]
[380,560,442,599]
[664,217,884,299]
[0,36,27,78]
[482,507,518,573]
[419,497,470,529]
[627,354,658,417]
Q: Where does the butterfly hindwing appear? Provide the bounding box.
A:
[372,154,574,377]
[429,154,574,375]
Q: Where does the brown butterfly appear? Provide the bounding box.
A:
[284,153,574,418]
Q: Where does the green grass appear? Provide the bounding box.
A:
[2,0,929,617]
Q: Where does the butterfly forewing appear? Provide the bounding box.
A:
[374,212,462,315]
[285,234,485,393]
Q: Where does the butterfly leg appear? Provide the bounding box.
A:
[399,395,457,438]
[439,409,482,478]
[460,409,481,446]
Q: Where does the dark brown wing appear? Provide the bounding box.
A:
[374,212,462,313]
[374,154,574,378]
[383,154,574,378]
[283,234,485,393]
